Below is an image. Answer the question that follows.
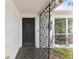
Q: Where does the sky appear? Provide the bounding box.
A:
[54,0,73,11]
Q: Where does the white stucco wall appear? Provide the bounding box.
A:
[5,0,22,59]
[21,13,39,48]
[5,0,40,59]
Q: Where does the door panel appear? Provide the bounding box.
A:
[22,18,35,47]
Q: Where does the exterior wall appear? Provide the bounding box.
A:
[21,13,39,48]
[51,11,73,15]
[5,0,22,59]
[5,1,39,58]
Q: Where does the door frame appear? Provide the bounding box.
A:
[22,18,35,47]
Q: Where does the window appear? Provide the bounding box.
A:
[55,18,66,44]
[54,18,73,46]
[68,18,73,44]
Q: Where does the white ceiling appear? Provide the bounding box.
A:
[13,0,50,14]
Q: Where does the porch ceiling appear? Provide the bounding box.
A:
[13,0,50,14]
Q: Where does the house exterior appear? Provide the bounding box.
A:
[5,0,73,59]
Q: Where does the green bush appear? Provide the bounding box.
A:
[52,48,73,59]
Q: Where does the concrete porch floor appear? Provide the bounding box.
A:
[15,47,48,59]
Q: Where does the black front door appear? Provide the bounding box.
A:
[22,18,35,47]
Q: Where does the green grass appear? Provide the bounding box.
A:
[52,48,73,59]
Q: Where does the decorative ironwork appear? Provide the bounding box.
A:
[39,1,64,59]
[39,0,63,48]
[39,4,50,48]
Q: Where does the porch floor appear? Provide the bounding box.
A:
[15,47,48,59]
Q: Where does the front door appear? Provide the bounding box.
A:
[22,18,35,47]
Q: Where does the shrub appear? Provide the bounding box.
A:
[52,48,73,59]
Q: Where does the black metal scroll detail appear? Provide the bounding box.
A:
[39,0,63,48]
